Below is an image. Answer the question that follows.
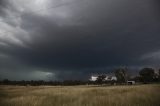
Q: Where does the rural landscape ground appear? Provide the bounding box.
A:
[0,84,160,106]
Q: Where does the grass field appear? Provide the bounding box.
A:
[0,84,160,106]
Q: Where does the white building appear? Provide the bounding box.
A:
[90,76,98,81]
[127,81,135,85]
[105,76,117,81]
[89,75,117,81]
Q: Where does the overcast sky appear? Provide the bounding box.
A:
[0,0,160,80]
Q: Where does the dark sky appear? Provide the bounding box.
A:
[0,0,160,80]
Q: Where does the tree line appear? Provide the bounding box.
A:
[95,67,160,85]
[0,67,160,86]
[115,67,160,84]
[0,80,87,86]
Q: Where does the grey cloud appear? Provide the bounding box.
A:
[0,0,160,80]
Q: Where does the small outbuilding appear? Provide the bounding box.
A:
[127,81,135,85]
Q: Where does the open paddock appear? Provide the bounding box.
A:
[0,84,160,106]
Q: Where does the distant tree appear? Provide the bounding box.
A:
[2,79,10,85]
[96,75,106,85]
[114,67,128,83]
[139,68,155,83]
[132,76,141,82]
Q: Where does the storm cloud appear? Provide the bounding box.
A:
[0,0,160,80]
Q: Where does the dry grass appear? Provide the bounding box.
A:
[0,84,160,106]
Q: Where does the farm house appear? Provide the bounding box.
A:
[89,75,117,82]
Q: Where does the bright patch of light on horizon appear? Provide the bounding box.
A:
[30,71,55,80]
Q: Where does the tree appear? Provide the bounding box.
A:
[2,79,10,85]
[114,67,128,83]
[96,75,106,85]
[139,68,155,83]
